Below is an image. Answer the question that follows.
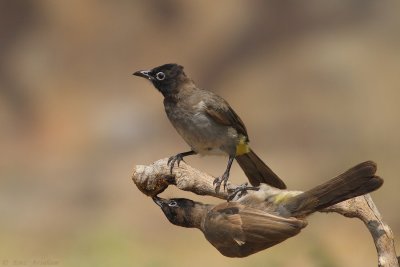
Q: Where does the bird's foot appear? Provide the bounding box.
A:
[167,153,186,174]
[227,183,259,202]
[213,172,230,194]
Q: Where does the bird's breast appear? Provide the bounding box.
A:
[164,100,238,155]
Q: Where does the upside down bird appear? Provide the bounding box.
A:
[153,161,383,257]
[133,63,286,192]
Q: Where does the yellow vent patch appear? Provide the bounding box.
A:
[273,194,290,204]
[235,136,250,156]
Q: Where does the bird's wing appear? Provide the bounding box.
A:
[239,206,306,244]
[206,202,306,245]
[202,92,248,138]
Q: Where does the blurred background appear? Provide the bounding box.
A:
[0,1,399,266]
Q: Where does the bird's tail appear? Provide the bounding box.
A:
[282,161,383,217]
[235,149,286,189]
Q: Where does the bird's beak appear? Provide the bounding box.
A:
[133,69,153,80]
[152,196,166,207]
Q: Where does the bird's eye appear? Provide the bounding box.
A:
[156,72,166,81]
[168,200,178,207]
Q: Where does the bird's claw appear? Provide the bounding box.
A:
[213,172,230,194]
[213,178,222,194]
[167,153,185,174]
[227,182,248,201]
[227,183,259,201]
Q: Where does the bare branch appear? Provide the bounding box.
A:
[132,158,398,267]
[323,196,398,267]
[132,158,234,199]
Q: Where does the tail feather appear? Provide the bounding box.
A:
[284,161,383,217]
[236,149,286,189]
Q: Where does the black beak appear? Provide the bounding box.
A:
[133,69,153,80]
[152,196,165,207]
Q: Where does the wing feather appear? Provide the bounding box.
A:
[204,202,307,257]
[206,203,306,244]
[202,92,248,138]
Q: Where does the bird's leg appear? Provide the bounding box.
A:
[227,183,259,202]
[213,156,234,193]
[167,150,197,174]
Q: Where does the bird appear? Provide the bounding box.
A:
[152,161,383,257]
[133,63,286,192]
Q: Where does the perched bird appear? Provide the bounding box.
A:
[153,161,383,257]
[133,63,286,192]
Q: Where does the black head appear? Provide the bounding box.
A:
[133,63,187,96]
[152,196,207,228]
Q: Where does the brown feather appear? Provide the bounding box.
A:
[202,92,248,138]
[204,202,306,257]
[282,161,383,217]
[236,149,286,188]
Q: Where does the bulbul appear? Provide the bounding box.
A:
[153,161,383,257]
[133,63,286,192]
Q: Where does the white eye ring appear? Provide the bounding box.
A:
[168,200,177,207]
[156,72,166,81]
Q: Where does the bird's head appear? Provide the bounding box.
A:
[152,196,208,228]
[133,63,187,96]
